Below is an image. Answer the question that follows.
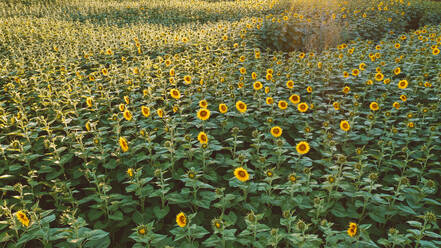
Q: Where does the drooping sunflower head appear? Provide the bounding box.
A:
[197,108,210,121]
[270,126,282,138]
[119,103,125,112]
[340,120,350,132]
[197,131,208,144]
[296,141,310,155]
[176,212,187,227]
[234,167,250,182]
[236,101,247,113]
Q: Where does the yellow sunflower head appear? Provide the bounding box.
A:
[270,126,282,138]
[219,104,228,114]
[289,94,300,105]
[234,167,250,182]
[398,80,408,89]
[123,110,133,121]
[176,212,187,227]
[197,131,208,144]
[141,106,150,117]
[253,81,263,91]
[170,89,181,99]
[15,210,30,227]
[286,80,294,89]
[119,137,129,152]
[369,102,379,111]
[278,100,288,110]
[266,97,274,105]
[236,101,247,113]
[296,141,310,155]
[199,100,208,108]
[297,102,309,113]
[340,120,350,131]
[197,108,210,121]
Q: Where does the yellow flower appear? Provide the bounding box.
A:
[266,73,272,81]
[265,87,270,94]
[408,122,415,128]
[333,102,340,110]
[184,75,192,84]
[266,97,274,105]
[127,168,134,177]
[86,97,93,108]
[289,94,300,105]
[375,72,384,81]
[239,67,246,74]
[359,63,366,71]
[352,69,360,76]
[393,102,400,109]
[297,102,309,113]
[306,86,312,93]
[170,89,181,99]
[398,80,408,89]
[278,100,288,110]
[342,86,350,94]
[199,100,208,108]
[176,212,187,227]
[123,110,133,121]
[119,103,125,112]
[102,68,108,76]
[394,67,401,75]
[251,72,257,80]
[236,101,247,113]
[197,108,210,121]
[141,106,150,117]
[15,210,30,227]
[270,126,282,137]
[138,227,146,235]
[170,68,175,77]
[85,121,91,132]
[157,108,164,118]
[340,120,350,131]
[400,95,407,102]
[124,96,130,105]
[286,80,294,89]
[197,131,208,144]
[234,167,249,182]
[369,102,379,111]
[119,137,129,152]
[394,43,401,49]
[433,48,440,55]
[219,104,228,114]
[296,141,310,155]
[253,81,263,91]
[347,222,357,237]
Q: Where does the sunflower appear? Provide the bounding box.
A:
[343,71,349,78]
[85,121,91,132]
[123,110,133,121]
[251,72,257,80]
[15,210,30,227]
[270,126,282,137]
[119,103,125,112]
[347,222,357,237]
[141,106,150,117]
[342,86,350,94]
[267,69,274,75]
[352,69,360,76]
[239,67,246,74]
[340,120,350,131]
[278,100,288,110]
[86,97,93,108]
[433,48,440,55]
[288,173,297,183]
[369,102,379,111]
[359,63,366,71]
[296,141,310,155]
[394,67,401,75]
[400,95,407,102]
[398,80,408,89]
[234,167,249,182]
[408,122,415,128]
[253,81,263,91]
[394,43,401,49]
[199,100,208,108]
[306,86,312,93]
[333,102,340,110]
[176,212,187,227]
[297,102,309,113]
[266,73,272,81]
[266,97,274,105]
[170,89,181,99]
[157,109,164,118]
[138,227,146,235]
[289,94,300,105]
[197,108,210,121]
[197,131,208,144]
[286,80,294,89]
[265,87,270,94]
[124,96,130,105]
[184,75,192,84]
[219,104,228,114]
[393,102,400,109]
[236,101,247,113]
[119,137,129,152]
[375,72,384,81]
[102,68,108,76]
[127,168,134,177]
[424,82,432,88]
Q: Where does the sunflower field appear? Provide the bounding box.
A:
[1,0,441,247]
